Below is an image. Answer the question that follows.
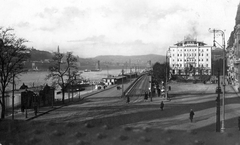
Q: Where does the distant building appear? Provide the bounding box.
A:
[168,36,212,76]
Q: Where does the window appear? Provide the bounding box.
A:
[206,64,208,67]
[206,59,208,61]
[202,54,203,56]
[206,54,208,56]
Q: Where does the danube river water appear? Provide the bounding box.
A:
[17,69,124,88]
[2,69,132,112]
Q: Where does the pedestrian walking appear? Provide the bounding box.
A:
[144,92,148,101]
[189,109,195,122]
[160,101,164,111]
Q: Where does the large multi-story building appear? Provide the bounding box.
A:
[168,36,212,76]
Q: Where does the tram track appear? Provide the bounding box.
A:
[125,74,150,103]
[57,74,150,122]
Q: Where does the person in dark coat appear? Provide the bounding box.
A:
[189,109,195,122]
[144,92,148,101]
[160,101,164,111]
[157,87,160,97]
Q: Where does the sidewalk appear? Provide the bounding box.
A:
[5,80,135,121]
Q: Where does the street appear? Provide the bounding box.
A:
[1,80,240,145]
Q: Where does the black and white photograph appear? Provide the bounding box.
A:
[0,0,240,144]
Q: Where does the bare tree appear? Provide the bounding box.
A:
[0,27,30,119]
[46,51,79,104]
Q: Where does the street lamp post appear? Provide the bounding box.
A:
[209,28,226,133]
[165,49,170,99]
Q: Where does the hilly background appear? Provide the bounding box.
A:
[26,47,226,71]
[26,48,166,71]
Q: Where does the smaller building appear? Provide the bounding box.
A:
[102,76,127,85]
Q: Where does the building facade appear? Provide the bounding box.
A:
[227,24,240,88]
[168,37,212,76]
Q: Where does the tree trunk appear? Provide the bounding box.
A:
[1,91,6,119]
[62,89,65,104]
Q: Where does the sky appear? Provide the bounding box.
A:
[0,0,239,58]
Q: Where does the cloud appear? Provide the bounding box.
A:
[35,6,87,31]
[68,35,106,44]
[1,0,238,58]
[16,22,30,28]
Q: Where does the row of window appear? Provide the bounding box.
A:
[172,64,208,67]
[171,48,209,52]
[172,59,209,62]
[172,53,209,57]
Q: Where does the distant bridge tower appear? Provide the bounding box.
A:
[96,60,100,70]
[147,60,152,70]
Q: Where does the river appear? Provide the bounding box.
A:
[2,68,133,112]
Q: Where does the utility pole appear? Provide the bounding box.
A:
[68,68,70,102]
[122,67,124,98]
[216,70,221,132]
[129,59,131,82]
[12,74,15,120]
[209,28,226,132]
[150,72,152,101]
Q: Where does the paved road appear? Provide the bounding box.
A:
[124,82,240,131]
[12,79,240,132]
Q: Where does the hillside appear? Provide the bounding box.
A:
[29,48,53,61]
[25,48,166,70]
[93,54,166,64]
